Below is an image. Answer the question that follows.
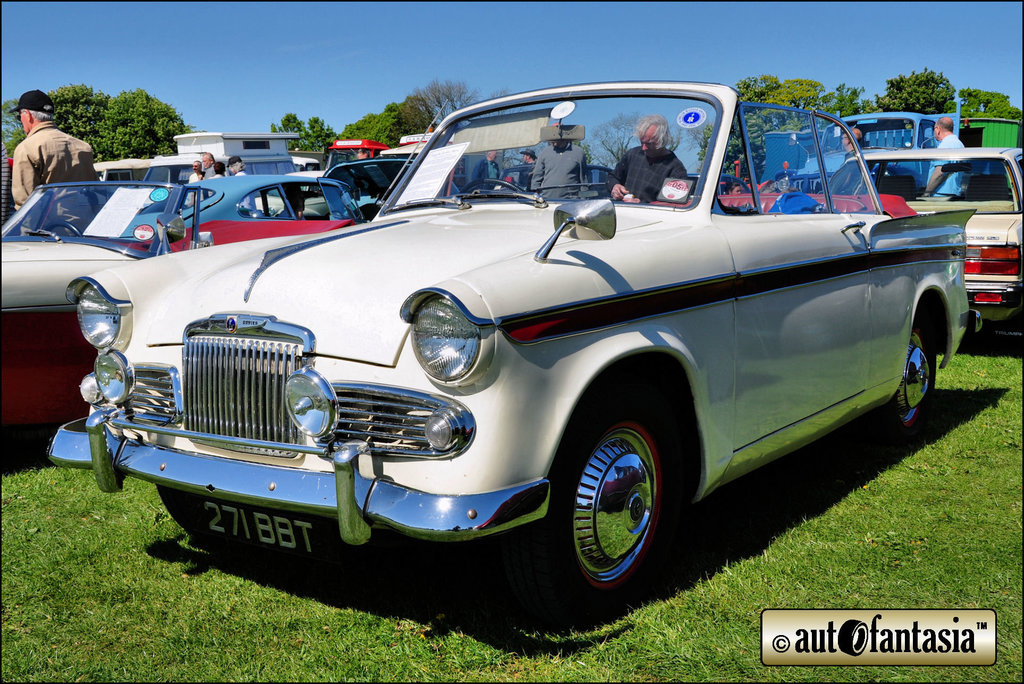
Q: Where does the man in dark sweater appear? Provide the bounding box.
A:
[607,114,687,203]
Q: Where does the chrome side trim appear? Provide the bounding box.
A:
[47,419,550,544]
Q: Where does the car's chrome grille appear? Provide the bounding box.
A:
[183,334,303,445]
[333,385,451,457]
[128,365,180,425]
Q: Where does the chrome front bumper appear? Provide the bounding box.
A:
[48,411,549,545]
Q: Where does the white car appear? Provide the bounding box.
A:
[48,82,979,625]
[859,147,1022,325]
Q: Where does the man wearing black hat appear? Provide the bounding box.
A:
[10,89,96,209]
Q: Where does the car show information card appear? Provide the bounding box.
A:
[83,188,158,237]
[393,142,469,205]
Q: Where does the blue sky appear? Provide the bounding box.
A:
[2,1,1021,135]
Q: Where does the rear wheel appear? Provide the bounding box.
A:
[502,383,684,626]
[873,315,936,442]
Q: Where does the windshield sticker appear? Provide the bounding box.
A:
[659,178,691,202]
[393,141,470,205]
[149,188,169,202]
[677,108,707,129]
[133,224,155,241]
[82,187,155,237]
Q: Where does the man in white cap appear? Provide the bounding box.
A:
[10,89,96,209]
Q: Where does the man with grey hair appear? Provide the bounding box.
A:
[201,152,216,179]
[923,116,965,197]
[228,155,246,175]
[607,113,687,203]
[9,89,95,209]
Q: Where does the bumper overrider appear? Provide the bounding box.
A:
[48,409,549,545]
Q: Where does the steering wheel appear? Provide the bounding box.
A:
[41,221,82,236]
[461,178,524,193]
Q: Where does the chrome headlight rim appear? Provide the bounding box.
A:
[94,351,134,405]
[285,366,339,439]
[404,291,494,386]
[68,277,133,351]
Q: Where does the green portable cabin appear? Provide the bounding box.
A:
[959,118,1023,148]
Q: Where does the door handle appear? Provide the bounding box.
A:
[842,221,865,234]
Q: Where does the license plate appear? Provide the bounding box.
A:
[203,500,317,553]
[167,490,342,558]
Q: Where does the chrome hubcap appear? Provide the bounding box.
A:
[573,428,657,584]
[896,331,930,424]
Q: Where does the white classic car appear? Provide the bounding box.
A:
[48,82,980,625]
[858,147,1022,325]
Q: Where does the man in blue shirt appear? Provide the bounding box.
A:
[924,117,965,197]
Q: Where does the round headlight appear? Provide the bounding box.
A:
[76,284,123,349]
[424,407,474,452]
[285,367,338,438]
[412,297,481,382]
[94,352,134,404]
[79,373,103,405]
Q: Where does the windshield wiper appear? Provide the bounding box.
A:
[389,197,472,213]
[456,190,548,208]
[23,229,62,242]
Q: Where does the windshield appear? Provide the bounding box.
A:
[848,117,938,149]
[3,182,180,242]
[866,156,1021,214]
[385,93,719,211]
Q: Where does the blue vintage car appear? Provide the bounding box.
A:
[183,175,365,241]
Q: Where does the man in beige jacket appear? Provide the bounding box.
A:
[10,89,96,209]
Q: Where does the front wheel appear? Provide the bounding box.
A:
[501,384,684,626]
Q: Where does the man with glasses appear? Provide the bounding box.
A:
[607,114,687,203]
[9,89,95,210]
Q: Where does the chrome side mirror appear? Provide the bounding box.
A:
[535,199,616,263]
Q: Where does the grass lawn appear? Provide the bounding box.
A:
[3,331,1020,682]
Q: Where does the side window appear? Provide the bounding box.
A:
[716,113,757,214]
[319,181,360,221]
[819,115,875,214]
[919,120,937,148]
[741,105,827,214]
[237,187,291,218]
[291,183,329,220]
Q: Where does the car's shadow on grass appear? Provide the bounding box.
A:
[2,424,61,475]
[144,383,1005,654]
[959,325,1022,358]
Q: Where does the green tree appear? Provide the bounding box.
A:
[272,113,306,136]
[819,83,878,117]
[50,84,110,149]
[874,68,956,114]
[735,76,835,110]
[299,116,336,151]
[95,89,188,161]
[339,102,405,148]
[958,88,1022,120]
[735,75,784,104]
[3,84,110,155]
[2,99,25,154]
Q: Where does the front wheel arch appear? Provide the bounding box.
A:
[501,355,700,625]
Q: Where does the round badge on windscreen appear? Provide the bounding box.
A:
[149,188,169,202]
[133,225,155,240]
[659,179,691,202]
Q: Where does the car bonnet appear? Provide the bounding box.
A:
[136,208,562,366]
